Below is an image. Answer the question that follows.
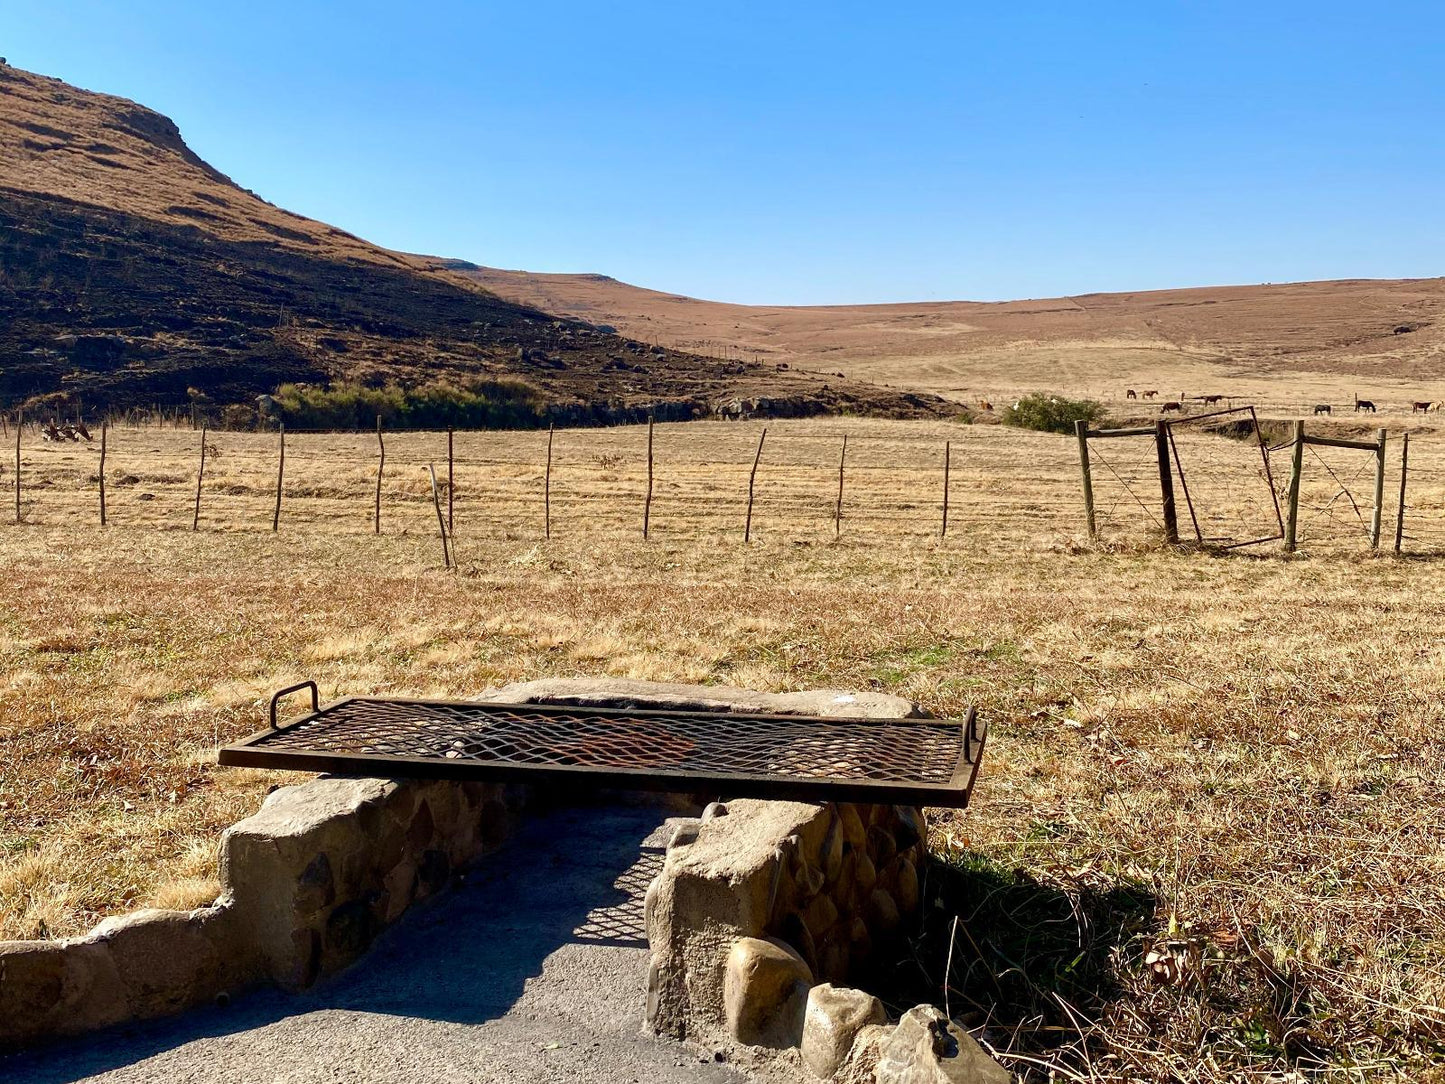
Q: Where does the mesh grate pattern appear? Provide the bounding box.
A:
[245,699,964,784]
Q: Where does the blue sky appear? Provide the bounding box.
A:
[6,2,1443,304]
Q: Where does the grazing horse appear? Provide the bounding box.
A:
[1200,394,1224,405]
[1413,401,1434,413]
[1160,401,1184,413]
[1126,389,1138,400]
[1313,404,1332,415]
[1354,396,1376,413]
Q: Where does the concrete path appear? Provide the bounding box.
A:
[2,803,786,1084]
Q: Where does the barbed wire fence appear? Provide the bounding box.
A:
[3,414,1038,560]
[13,407,1445,560]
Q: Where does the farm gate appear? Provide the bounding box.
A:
[1075,407,1285,549]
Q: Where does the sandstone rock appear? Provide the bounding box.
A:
[895,857,920,917]
[819,815,845,886]
[669,818,703,850]
[0,941,68,1045]
[801,983,887,1079]
[836,1022,894,1084]
[86,906,236,1019]
[865,889,900,934]
[875,1005,1011,1084]
[868,824,899,867]
[647,801,825,1037]
[893,805,927,851]
[803,893,840,941]
[723,936,814,1048]
[837,805,867,853]
[792,847,826,898]
[853,852,878,897]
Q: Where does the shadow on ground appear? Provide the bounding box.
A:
[866,851,1158,1046]
[1,803,673,1084]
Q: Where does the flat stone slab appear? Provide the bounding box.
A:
[0,805,786,1084]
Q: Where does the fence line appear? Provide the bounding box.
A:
[13,412,1445,561]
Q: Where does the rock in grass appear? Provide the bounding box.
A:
[801,983,887,1079]
[874,1005,1010,1084]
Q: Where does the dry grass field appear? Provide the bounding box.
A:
[471,268,1445,416]
[3,416,1445,1081]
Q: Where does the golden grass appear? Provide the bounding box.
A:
[2,417,1443,1079]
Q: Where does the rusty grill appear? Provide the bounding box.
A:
[217,684,986,807]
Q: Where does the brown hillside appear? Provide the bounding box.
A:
[0,65,949,423]
[466,269,1445,409]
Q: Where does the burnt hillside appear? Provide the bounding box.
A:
[0,65,952,423]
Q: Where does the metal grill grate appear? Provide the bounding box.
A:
[218,688,986,807]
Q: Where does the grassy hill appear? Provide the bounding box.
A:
[466,268,1445,411]
[0,65,948,424]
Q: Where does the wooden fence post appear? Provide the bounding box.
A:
[99,421,108,527]
[447,427,455,536]
[1075,420,1095,540]
[1284,419,1305,552]
[428,465,451,569]
[643,416,654,539]
[192,425,207,531]
[13,410,21,525]
[1370,428,1387,550]
[545,423,554,540]
[835,434,847,540]
[1395,431,1409,554]
[1154,420,1179,545]
[272,423,285,532]
[745,428,766,543]
[374,415,384,535]
[941,440,951,538]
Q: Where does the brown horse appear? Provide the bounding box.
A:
[1160,401,1184,413]
[1313,404,1332,415]
[1126,389,1138,400]
[1413,401,1434,413]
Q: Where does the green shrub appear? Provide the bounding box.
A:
[219,404,256,431]
[272,376,545,430]
[1001,392,1107,435]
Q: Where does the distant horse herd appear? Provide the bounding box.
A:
[1123,390,1441,417]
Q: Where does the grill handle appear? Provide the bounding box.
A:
[962,707,982,761]
[270,681,320,729]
